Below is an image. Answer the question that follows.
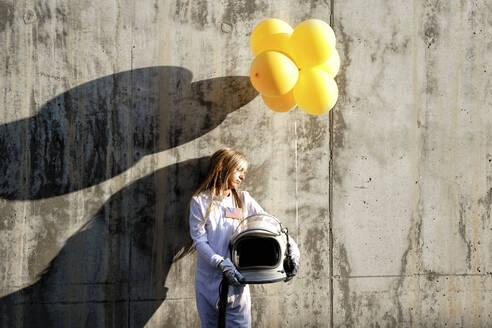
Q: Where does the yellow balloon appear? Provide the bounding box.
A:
[317,49,340,77]
[293,68,338,115]
[251,19,293,56]
[262,90,296,112]
[250,51,299,97]
[252,33,293,59]
[290,19,336,68]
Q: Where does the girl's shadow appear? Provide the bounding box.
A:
[0,67,257,326]
[0,156,209,327]
[0,66,257,200]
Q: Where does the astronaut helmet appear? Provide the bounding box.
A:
[230,214,292,284]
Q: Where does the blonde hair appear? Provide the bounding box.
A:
[193,148,248,222]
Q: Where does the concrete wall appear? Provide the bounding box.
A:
[0,0,490,327]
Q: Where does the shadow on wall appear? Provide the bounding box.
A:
[0,67,258,326]
[0,66,258,200]
[0,157,209,327]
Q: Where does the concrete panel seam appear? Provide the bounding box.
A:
[329,2,335,328]
[333,273,492,279]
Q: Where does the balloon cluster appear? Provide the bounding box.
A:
[249,19,340,115]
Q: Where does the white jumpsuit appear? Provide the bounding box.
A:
[189,190,265,328]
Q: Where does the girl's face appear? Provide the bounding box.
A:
[227,162,248,190]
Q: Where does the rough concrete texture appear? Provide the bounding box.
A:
[0,0,490,327]
[333,0,492,326]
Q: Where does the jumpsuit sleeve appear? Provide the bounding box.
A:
[189,196,224,268]
[242,191,266,217]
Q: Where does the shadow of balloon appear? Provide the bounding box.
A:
[0,66,257,200]
[0,157,209,327]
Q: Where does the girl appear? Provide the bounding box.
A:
[189,148,298,327]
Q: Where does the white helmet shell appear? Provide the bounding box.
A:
[230,214,290,284]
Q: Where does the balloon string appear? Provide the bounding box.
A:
[294,119,299,239]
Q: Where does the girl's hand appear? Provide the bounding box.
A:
[218,258,245,287]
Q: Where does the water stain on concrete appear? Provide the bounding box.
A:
[0,1,13,32]
[337,242,353,327]
[423,269,438,282]
[174,0,199,28]
[172,0,267,30]
[191,1,209,29]
[296,116,328,155]
[395,209,423,323]
[477,187,492,229]
[458,200,473,269]
[252,296,267,326]
[223,0,268,26]
[421,1,446,101]
[332,109,347,150]
[303,225,326,279]
[332,109,347,185]
[422,1,442,49]
[382,311,398,327]
[33,2,69,50]
[331,21,352,182]
[385,31,411,55]
[26,219,60,280]
[174,0,189,20]
[425,76,439,95]
[334,20,352,101]
[34,1,52,26]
